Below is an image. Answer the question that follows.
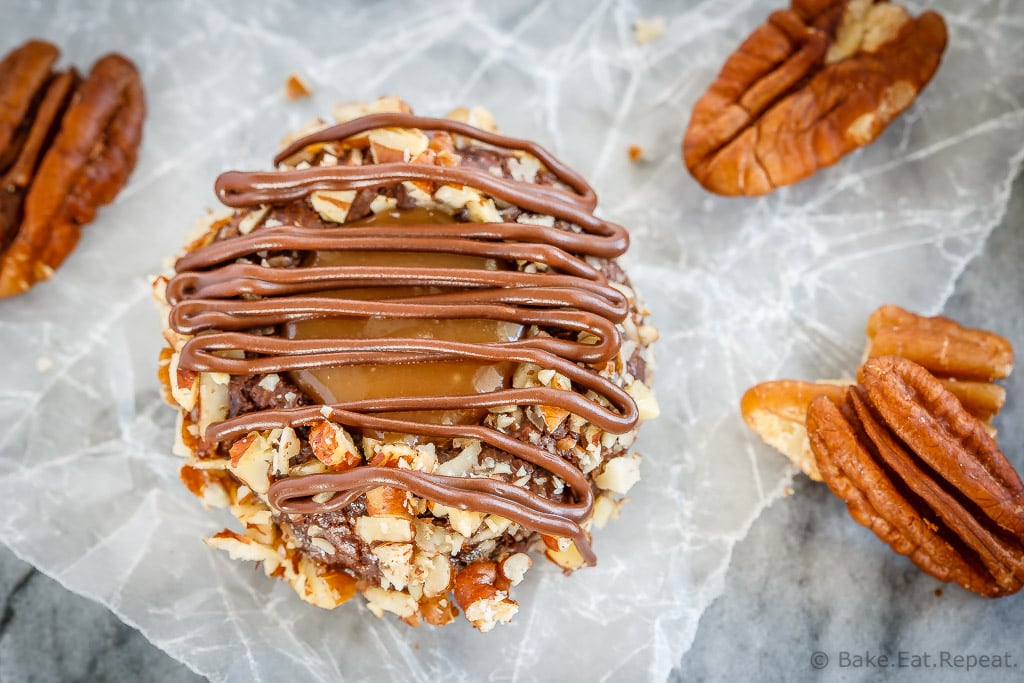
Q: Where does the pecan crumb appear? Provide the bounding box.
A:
[285,72,313,100]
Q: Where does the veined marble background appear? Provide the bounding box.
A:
[0,1,1022,681]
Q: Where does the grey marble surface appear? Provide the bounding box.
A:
[1,168,1021,682]
[0,549,201,683]
[672,165,1024,683]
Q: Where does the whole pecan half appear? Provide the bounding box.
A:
[0,40,60,169]
[0,40,74,254]
[865,304,1015,383]
[808,356,1024,597]
[683,0,947,196]
[0,44,144,298]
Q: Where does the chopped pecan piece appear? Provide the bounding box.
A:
[0,46,145,297]
[808,356,1024,597]
[452,560,518,632]
[285,73,312,100]
[683,0,947,195]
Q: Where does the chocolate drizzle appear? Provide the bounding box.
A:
[167,112,640,565]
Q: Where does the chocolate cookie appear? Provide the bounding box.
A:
[154,97,659,630]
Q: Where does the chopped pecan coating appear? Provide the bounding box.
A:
[0,49,145,297]
[683,0,947,196]
[157,97,658,629]
[808,357,1024,597]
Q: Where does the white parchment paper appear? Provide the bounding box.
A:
[2,1,1023,680]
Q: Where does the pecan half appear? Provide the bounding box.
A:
[741,305,1012,479]
[865,304,1014,382]
[683,0,947,196]
[0,40,74,253]
[740,380,848,481]
[0,40,59,170]
[808,356,1024,597]
[0,48,145,297]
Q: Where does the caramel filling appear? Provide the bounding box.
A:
[284,208,524,425]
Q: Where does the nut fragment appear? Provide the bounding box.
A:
[308,420,362,469]
[284,73,312,100]
[542,536,588,572]
[625,380,660,421]
[632,17,666,46]
[227,432,274,495]
[0,49,145,296]
[419,594,459,626]
[197,372,230,434]
[367,127,428,164]
[205,529,280,566]
[414,552,453,598]
[683,0,947,195]
[372,542,414,590]
[310,189,357,224]
[453,561,518,632]
[356,515,415,544]
[365,485,412,518]
[499,553,532,587]
[807,357,1024,597]
[363,586,418,618]
[594,454,642,494]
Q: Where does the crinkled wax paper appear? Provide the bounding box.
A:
[2,1,1023,680]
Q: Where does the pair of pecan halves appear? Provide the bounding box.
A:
[0,40,144,298]
[740,305,1013,482]
[808,356,1024,597]
[683,0,947,195]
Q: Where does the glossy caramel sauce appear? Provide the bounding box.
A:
[284,208,523,425]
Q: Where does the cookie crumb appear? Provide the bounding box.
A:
[633,17,666,45]
[782,485,794,497]
[934,588,943,597]
[285,73,313,100]
[627,145,645,162]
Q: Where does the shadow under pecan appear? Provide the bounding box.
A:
[808,356,1024,597]
[683,0,947,196]
[0,42,144,298]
